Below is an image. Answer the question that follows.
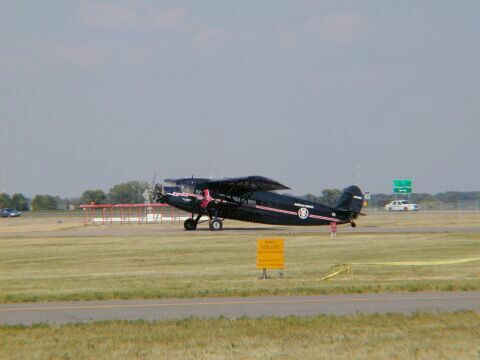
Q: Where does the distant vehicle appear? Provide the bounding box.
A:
[385,200,419,212]
[1,208,21,217]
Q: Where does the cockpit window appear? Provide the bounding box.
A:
[181,185,194,194]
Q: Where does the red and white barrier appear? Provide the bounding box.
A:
[79,204,189,225]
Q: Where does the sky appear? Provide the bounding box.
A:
[0,1,479,197]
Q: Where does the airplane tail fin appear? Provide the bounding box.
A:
[335,185,364,217]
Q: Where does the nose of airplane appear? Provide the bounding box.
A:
[153,184,166,202]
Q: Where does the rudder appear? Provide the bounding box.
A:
[335,185,364,215]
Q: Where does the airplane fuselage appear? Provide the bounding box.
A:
[162,189,352,226]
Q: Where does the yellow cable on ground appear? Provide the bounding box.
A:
[350,257,480,266]
[322,257,480,280]
[321,267,351,281]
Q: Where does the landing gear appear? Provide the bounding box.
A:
[350,221,357,228]
[184,218,197,231]
[209,218,223,231]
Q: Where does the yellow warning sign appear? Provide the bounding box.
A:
[257,238,284,269]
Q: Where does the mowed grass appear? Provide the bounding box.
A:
[362,210,480,229]
[1,312,479,359]
[0,213,480,303]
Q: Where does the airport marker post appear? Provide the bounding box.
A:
[257,238,284,279]
[330,222,337,238]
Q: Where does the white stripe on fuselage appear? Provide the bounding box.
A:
[254,204,340,222]
[170,192,203,199]
[254,204,298,216]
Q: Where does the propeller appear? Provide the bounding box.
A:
[143,171,158,204]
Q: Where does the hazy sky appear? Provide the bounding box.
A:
[1,1,479,197]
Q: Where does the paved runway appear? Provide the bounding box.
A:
[6,224,480,240]
[1,291,479,325]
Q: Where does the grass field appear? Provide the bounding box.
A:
[1,312,479,359]
[1,212,479,303]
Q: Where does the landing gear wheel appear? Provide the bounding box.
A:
[184,218,197,231]
[350,221,357,228]
[209,218,223,231]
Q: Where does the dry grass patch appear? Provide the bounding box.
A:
[361,211,480,229]
[1,312,479,359]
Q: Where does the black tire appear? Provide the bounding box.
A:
[209,218,223,231]
[184,218,197,231]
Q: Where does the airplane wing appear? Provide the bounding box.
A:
[164,178,210,187]
[197,176,290,196]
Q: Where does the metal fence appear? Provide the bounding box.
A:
[79,204,192,225]
[14,205,191,224]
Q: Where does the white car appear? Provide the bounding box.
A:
[385,200,419,211]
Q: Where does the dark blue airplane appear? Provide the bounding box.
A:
[153,176,364,231]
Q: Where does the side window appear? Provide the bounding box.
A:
[181,185,194,193]
[247,199,256,205]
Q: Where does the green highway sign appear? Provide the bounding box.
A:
[393,179,412,194]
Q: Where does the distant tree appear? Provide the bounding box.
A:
[64,197,82,210]
[411,193,435,203]
[369,193,392,208]
[108,181,149,204]
[11,193,29,211]
[53,196,63,210]
[436,191,460,204]
[320,189,342,207]
[81,189,107,205]
[30,195,57,211]
[0,193,12,208]
[51,197,82,210]
[302,193,321,203]
[416,198,440,210]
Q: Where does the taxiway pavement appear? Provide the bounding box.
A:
[1,291,479,325]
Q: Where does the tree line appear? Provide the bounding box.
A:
[0,180,149,211]
[2,181,480,211]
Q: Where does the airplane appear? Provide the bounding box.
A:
[153,176,364,231]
